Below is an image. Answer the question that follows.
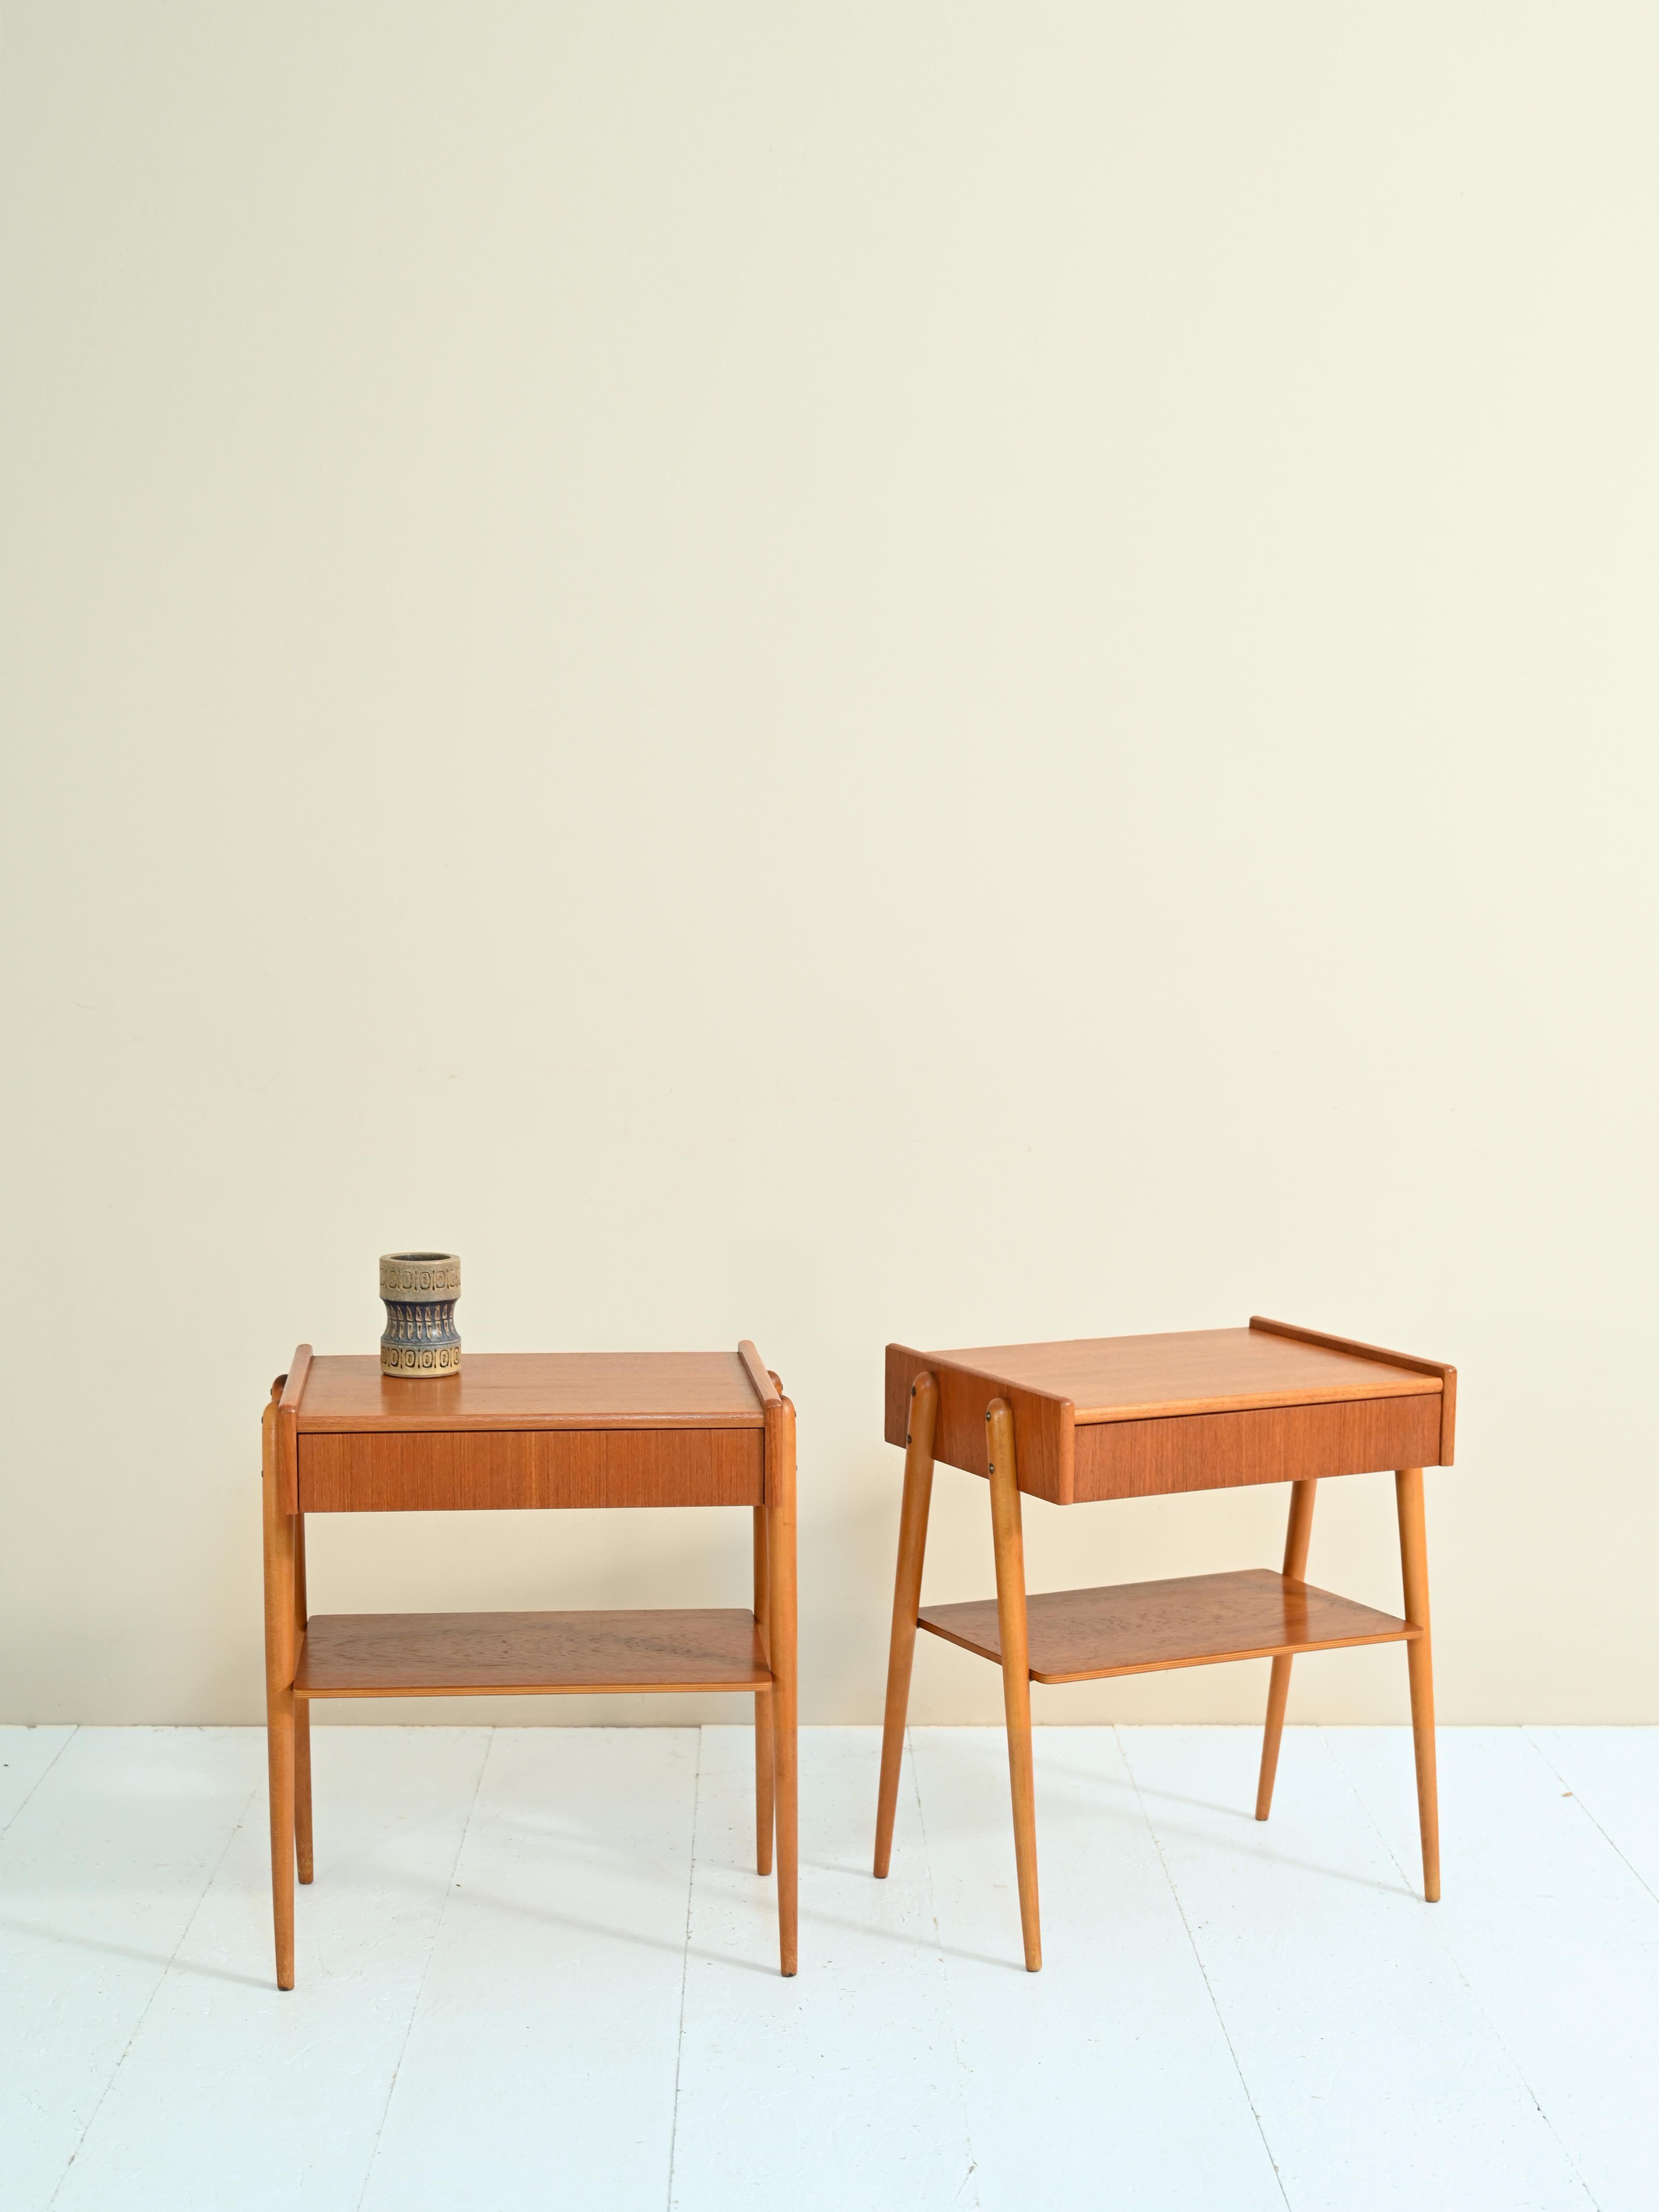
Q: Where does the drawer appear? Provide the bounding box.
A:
[297,1427,765,1512]
[1071,1392,1443,1502]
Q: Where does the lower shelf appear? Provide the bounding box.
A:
[294,1608,771,1698]
[918,1569,1417,1685]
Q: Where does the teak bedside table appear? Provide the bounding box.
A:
[874,1317,1454,1970]
[260,1343,797,1987]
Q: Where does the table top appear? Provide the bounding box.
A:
[282,1347,773,1433]
[928,1325,1442,1423]
[884,1318,1455,1501]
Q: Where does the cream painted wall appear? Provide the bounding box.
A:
[4,4,1655,1728]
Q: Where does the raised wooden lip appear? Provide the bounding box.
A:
[737,1339,781,1411]
[277,1346,311,1416]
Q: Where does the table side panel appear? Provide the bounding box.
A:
[297,1427,765,1511]
[885,1344,1074,1502]
[1072,1391,1443,1501]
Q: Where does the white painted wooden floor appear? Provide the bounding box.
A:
[3,1725,1655,2211]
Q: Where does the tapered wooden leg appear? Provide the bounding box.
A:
[874,1371,937,1877]
[753,1506,774,1877]
[1396,1466,1440,1902]
[261,1402,297,1989]
[767,1398,799,1974]
[1256,1477,1318,1820]
[293,1514,314,1884]
[266,1693,296,1987]
[987,1399,1040,1972]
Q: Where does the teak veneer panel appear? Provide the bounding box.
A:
[918,1569,1417,1684]
[1249,1314,1457,1465]
[295,1609,771,1697]
[1071,1392,1442,1500]
[884,1350,1074,1501]
[293,1350,768,1432]
[890,1326,1438,1425]
[297,1427,764,1512]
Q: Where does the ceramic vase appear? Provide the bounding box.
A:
[379,1252,462,1377]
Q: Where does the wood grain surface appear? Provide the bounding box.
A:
[918,1568,1416,1684]
[884,1346,1075,1501]
[904,1326,1440,1425]
[886,1324,1451,1501]
[292,1350,768,1432]
[1071,1392,1442,1499]
[296,1426,764,1511]
[295,1609,771,1697]
[1251,1315,1457,1465]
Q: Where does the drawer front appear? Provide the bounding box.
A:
[297,1427,764,1512]
[1072,1392,1443,1502]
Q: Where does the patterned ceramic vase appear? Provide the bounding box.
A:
[379,1252,462,1378]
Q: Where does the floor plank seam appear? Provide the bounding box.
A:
[1114,1725,1293,2212]
[909,1729,982,2211]
[11,1727,1652,2212]
[45,1760,263,2211]
[354,1726,495,2212]
[1520,1726,1659,1914]
[1318,1728,1604,2212]
[664,1725,703,2212]
[0,1724,78,1843]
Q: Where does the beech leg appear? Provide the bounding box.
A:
[261,1402,297,1988]
[753,1505,774,1876]
[1255,1477,1319,1820]
[767,1399,799,1974]
[987,1398,1040,1972]
[1396,1466,1441,1901]
[874,1371,937,1876]
[293,1512,313,1883]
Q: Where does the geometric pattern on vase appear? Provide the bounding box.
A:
[378,1251,461,1377]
